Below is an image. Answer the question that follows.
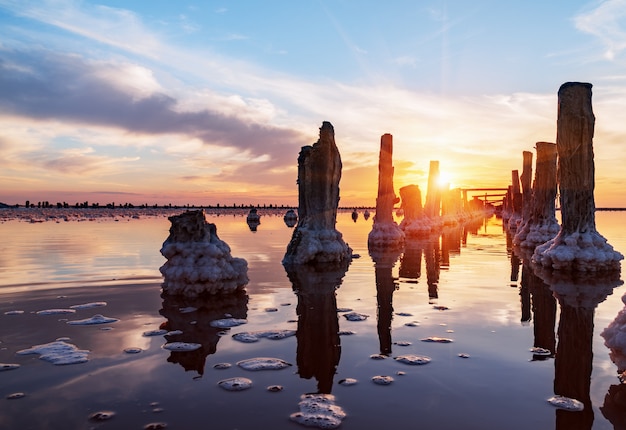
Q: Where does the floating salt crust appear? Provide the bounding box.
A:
[236,357,292,371]
[124,347,142,354]
[395,312,413,317]
[213,362,232,370]
[209,318,248,328]
[36,309,76,315]
[394,341,412,346]
[70,302,107,309]
[0,363,20,371]
[143,329,168,337]
[161,342,201,352]
[231,329,296,343]
[394,354,431,365]
[67,314,119,325]
[7,392,26,400]
[338,378,358,386]
[290,393,346,429]
[547,395,584,411]
[218,377,253,391]
[421,336,453,343]
[89,411,116,421]
[267,385,283,392]
[17,340,89,365]
[4,310,24,315]
[342,312,369,321]
[370,354,387,360]
[530,347,552,356]
[372,375,394,385]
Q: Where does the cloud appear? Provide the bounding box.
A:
[575,0,626,60]
[0,49,309,171]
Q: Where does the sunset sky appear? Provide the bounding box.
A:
[1,0,626,207]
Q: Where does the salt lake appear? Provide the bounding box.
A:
[1,208,625,429]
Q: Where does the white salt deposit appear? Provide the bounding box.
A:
[394,354,431,365]
[166,330,183,336]
[338,330,356,336]
[458,353,470,358]
[161,342,201,351]
[70,302,107,309]
[404,322,419,327]
[17,340,89,365]
[394,341,412,346]
[342,312,369,321]
[421,337,453,343]
[395,312,413,317]
[218,377,253,391]
[236,357,292,371]
[124,347,142,354]
[143,329,168,337]
[547,395,584,411]
[529,347,552,356]
[209,318,247,328]
[0,363,20,371]
[7,392,26,399]
[232,329,296,343]
[213,362,232,369]
[67,314,119,325]
[4,310,24,315]
[601,298,626,371]
[370,354,387,360]
[338,378,358,386]
[267,385,283,392]
[36,308,76,315]
[368,222,405,248]
[283,227,353,265]
[290,393,346,429]
[89,411,116,421]
[533,230,623,271]
[372,375,394,385]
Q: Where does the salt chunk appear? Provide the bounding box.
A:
[547,395,584,411]
[237,357,292,371]
[0,363,20,371]
[372,375,394,385]
[232,330,296,343]
[218,377,252,391]
[290,393,346,429]
[394,354,431,365]
[338,378,358,386]
[343,312,369,321]
[17,340,89,365]
[209,318,247,328]
[67,314,119,325]
[4,310,24,315]
[161,342,201,351]
[70,302,107,309]
[143,329,168,337]
[421,336,453,343]
[36,309,76,315]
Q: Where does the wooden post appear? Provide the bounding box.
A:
[533,83,623,270]
[520,151,533,222]
[424,160,441,218]
[374,134,397,224]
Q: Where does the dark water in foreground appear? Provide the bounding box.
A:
[1,209,625,430]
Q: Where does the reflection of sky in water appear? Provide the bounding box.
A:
[0,210,625,429]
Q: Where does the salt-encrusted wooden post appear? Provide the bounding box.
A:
[520,151,533,222]
[508,170,522,231]
[514,142,559,248]
[533,82,623,270]
[368,134,404,248]
[283,122,352,265]
[424,160,441,218]
[399,185,422,222]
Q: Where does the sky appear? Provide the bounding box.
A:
[1,0,626,208]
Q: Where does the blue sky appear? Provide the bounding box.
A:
[1,0,625,207]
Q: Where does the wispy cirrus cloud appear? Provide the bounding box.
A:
[574,0,626,60]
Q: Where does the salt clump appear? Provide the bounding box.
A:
[342,312,369,321]
[159,210,248,296]
[161,342,201,351]
[218,377,253,391]
[231,329,296,343]
[394,354,431,365]
[36,308,76,315]
[547,395,584,411]
[236,357,292,371]
[66,314,119,325]
[209,317,247,328]
[16,340,89,365]
[0,363,20,371]
[70,302,107,309]
[290,393,346,429]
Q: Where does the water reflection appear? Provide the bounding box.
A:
[370,247,402,356]
[534,267,622,430]
[284,261,349,393]
[159,291,249,377]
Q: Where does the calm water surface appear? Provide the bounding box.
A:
[1,209,625,429]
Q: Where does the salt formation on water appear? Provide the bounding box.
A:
[533,83,623,271]
[368,134,405,249]
[237,357,292,371]
[159,209,248,296]
[66,314,119,325]
[514,142,560,248]
[283,122,352,265]
[602,292,626,377]
[290,393,346,429]
[17,340,89,365]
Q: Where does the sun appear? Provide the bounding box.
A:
[437,171,454,190]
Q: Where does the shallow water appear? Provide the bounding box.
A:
[1,209,625,429]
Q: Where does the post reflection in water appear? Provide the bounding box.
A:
[284,260,349,394]
[534,267,622,430]
[370,247,402,356]
[159,290,249,377]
